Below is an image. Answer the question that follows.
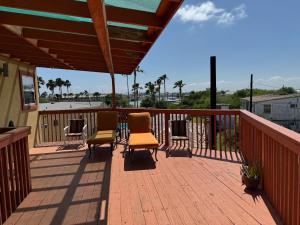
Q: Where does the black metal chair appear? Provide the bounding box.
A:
[167,119,193,157]
[63,118,87,146]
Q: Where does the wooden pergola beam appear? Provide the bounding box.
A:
[108,26,154,43]
[87,0,114,75]
[106,6,162,28]
[37,40,101,52]
[22,28,99,46]
[0,0,89,18]
[0,25,72,69]
[0,12,95,35]
[110,39,148,53]
[87,0,115,107]
[0,0,163,28]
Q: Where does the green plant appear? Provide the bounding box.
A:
[140,97,154,108]
[155,100,168,109]
[241,163,260,179]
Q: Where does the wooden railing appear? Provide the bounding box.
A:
[37,108,240,153]
[0,127,31,225]
[240,110,300,225]
[36,108,300,224]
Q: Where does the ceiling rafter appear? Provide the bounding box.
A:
[22,28,99,46]
[0,25,73,69]
[0,0,184,74]
[0,0,163,28]
[0,11,96,35]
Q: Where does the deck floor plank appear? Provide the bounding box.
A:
[3,145,282,225]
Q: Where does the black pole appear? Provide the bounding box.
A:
[210,56,217,150]
[250,74,253,112]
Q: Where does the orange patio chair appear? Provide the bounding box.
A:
[87,111,118,158]
[126,112,159,161]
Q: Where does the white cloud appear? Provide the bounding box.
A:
[176,1,247,25]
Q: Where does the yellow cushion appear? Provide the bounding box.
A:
[129,132,158,149]
[87,130,116,145]
[97,111,118,131]
[128,112,151,133]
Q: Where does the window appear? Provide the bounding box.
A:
[290,104,297,108]
[19,71,37,111]
[263,104,271,114]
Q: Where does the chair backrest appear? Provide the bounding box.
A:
[170,120,187,137]
[97,111,118,131]
[69,119,85,133]
[128,112,151,133]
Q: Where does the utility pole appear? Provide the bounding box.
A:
[210,56,217,150]
[250,74,253,112]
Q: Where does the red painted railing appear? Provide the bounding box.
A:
[36,108,300,224]
[37,108,240,153]
[240,110,300,225]
[0,127,31,225]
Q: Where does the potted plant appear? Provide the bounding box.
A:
[241,163,260,190]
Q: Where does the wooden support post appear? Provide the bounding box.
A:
[250,74,253,112]
[210,56,217,150]
[111,74,116,109]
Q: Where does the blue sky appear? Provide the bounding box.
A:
[38,0,300,94]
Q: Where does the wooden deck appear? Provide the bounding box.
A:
[4,143,282,225]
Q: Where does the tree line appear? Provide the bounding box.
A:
[125,66,186,108]
[38,77,72,98]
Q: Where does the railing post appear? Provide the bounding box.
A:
[164,112,170,147]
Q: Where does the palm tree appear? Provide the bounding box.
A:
[159,74,168,100]
[93,92,100,101]
[133,66,144,107]
[64,80,71,94]
[173,80,186,102]
[83,90,89,97]
[132,83,142,108]
[55,78,64,97]
[93,92,100,97]
[46,79,56,96]
[145,82,156,102]
[37,76,45,96]
[155,77,163,101]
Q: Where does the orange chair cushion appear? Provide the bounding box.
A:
[97,111,118,131]
[128,132,158,149]
[128,112,151,133]
[87,130,116,145]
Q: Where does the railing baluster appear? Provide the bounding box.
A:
[7,145,16,211]
[0,147,8,222]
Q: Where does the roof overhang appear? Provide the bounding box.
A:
[0,0,183,75]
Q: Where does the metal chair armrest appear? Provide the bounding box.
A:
[126,129,130,141]
[64,126,70,136]
[151,128,155,135]
[82,124,87,135]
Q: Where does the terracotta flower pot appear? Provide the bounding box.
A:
[242,175,259,190]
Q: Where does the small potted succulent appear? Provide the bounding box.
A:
[241,163,260,190]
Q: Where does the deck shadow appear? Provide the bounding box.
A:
[243,189,283,224]
[124,150,156,171]
[57,144,83,151]
[8,148,112,225]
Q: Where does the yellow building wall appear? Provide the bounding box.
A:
[0,55,39,149]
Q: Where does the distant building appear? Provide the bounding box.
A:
[241,94,300,132]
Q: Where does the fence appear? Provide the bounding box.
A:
[240,110,300,225]
[0,127,31,224]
